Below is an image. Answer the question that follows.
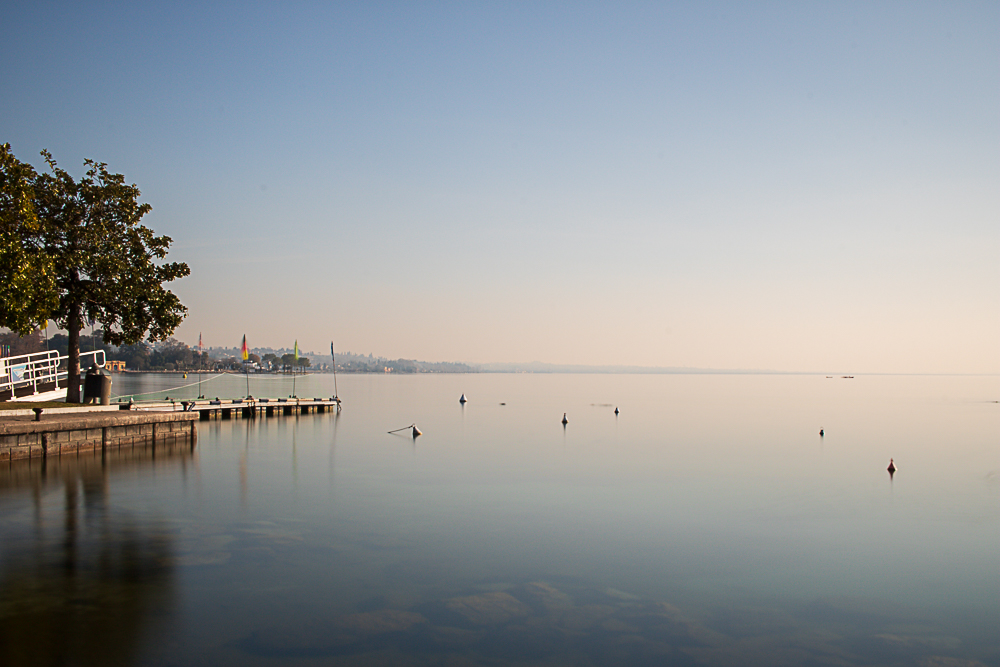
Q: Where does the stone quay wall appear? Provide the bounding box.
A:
[0,411,198,462]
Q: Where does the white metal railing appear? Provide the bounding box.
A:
[1,348,107,401]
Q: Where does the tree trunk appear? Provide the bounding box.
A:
[66,304,82,403]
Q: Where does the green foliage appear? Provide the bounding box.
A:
[0,144,189,400]
[0,144,59,334]
[47,331,111,358]
[279,353,309,369]
[112,342,152,371]
[30,149,190,346]
[0,329,45,356]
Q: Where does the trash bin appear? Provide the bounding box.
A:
[83,365,112,405]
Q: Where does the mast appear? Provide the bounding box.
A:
[331,341,340,405]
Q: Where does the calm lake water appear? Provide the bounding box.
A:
[1,372,997,666]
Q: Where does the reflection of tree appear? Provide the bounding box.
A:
[0,450,181,667]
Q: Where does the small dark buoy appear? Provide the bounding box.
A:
[500,402,506,405]
[562,413,568,425]
[459,394,467,404]
[614,407,620,415]
[887,458,896,473]
[819,429,824,436]
[412,425,422,437]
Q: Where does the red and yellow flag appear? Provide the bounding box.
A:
[241,335,249,361]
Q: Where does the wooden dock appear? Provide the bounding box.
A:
[126,397,342,421]
[0,397,339,462]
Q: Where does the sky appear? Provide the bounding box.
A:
[3,1,997,373]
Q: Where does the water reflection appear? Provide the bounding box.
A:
[0,446,185,667]
[2,373,994,666]
[329,408,339,483]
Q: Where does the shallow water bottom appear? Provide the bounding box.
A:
[1,373,998,666]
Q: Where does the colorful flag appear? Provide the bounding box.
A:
[294,340,299,362]
[241,335,248,361]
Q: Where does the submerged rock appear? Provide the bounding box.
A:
[559,603,617,631]
[445,591,530,626]
[336,609,427,634]
[522,581,574,611]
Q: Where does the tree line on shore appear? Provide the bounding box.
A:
[1,328,476,374]
[0,329,313,372]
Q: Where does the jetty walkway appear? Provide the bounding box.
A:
[1,397,339,463]
[1,408,197,462]
[127,397,342,420]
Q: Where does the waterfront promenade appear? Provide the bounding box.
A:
[0,408,197,462]
[0,396,340,462]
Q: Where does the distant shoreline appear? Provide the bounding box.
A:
[110,369,999,377]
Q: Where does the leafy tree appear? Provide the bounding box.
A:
[153,338,193,369]
[110,342,152,370]
[0,146,189,401]
[48,331,110,358]
[0,144,58,334]
[0,329,46,356]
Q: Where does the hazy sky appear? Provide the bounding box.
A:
[4,2,997,373]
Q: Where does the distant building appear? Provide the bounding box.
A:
[105,360,126,372]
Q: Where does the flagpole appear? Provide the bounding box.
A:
[198,333,203,399]
[292,340,299,398]
[241,334,250,398]
[331,341,339,407]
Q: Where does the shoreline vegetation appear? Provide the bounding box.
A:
[111,367,999,377]
[7,331,994,377]
[117,367,823,375]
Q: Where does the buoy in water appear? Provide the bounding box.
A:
[887,458,896,473]
[183,373,187,378]
[819,429,824,436]
[459,394,467,404]
[388,423,421,437]
[614,407,620,415]
[562,413,568,425]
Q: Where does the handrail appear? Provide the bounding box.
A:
[1,349,107,401]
